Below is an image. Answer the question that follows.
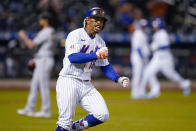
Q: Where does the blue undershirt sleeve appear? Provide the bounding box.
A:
[158,45,170,50]
[68,52,97,63]
[100,64,120,83]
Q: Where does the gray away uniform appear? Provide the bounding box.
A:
[25,27,55,113]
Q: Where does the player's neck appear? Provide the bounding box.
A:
[85,27,96,38]
[43,24,50,28]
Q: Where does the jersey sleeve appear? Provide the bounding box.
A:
[159,32,170,46]
[95,39,109,66]
[65,32,81,55]
[33,30,49,45]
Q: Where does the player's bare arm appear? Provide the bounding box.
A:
[18,30,36,49]
[18,13,51,49]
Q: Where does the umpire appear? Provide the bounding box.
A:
[17,12,55,118]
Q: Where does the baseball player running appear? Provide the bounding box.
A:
[17,12,55,117]
[139,18,190,99]
[130,19,157,99]
[55,7,129,131]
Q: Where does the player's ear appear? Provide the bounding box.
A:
[86,18,91,25]
[83,18,88,27]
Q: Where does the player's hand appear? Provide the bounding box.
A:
[143,59,148,65]
[118,77,129,88]
[151,43,158,51]
[96,47,108,59]
[18,30,28,40]
[27,59,36,71]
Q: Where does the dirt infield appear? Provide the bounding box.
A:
[0,78,195,91]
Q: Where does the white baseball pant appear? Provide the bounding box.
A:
[56,76,109,130]
[25,56,54,113]
[131,53,144,98]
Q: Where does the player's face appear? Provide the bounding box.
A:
[87,17,104,33]
[153,26,159,32]
[39,19,48,27]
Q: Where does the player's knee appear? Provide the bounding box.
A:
[94,111,109,122]
[101,112,109,122]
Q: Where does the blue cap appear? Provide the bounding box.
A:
[85,7,107,21]
[139,19,149,28]
[152,17,165,29]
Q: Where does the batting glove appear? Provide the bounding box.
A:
[96,47,108,59]
[151,43,158,51]
[118,77,129,88]
[142,58,148,65]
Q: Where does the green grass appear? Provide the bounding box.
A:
[0,90,196,131]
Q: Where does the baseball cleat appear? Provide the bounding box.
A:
[56,125,68,131]
[183,87,190,96]
[17,109,35,116]
[33,111,51,118]
[146,93,160,99]
[182,80,191,96]
[131,95,146,99]
[72,120,80,131]
[72,119,88,131]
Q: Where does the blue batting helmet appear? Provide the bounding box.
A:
[84,7,107,29]
[139,19,149,28]
[85,7,107,21]
[151,17,165,29]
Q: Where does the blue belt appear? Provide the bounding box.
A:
[158,45,170,50]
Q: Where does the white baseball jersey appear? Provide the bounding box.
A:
[33,27,55,57]
[131,29,150,59]
[151,29,172,58]
[151,29,170,49]
[59,28,109,81]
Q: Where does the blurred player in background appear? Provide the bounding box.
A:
[140,17,190,99]
[130,19,157,99]
[55,7,129,131]
[17,12,55,117]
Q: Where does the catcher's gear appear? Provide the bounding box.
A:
[96,47,108,59]
[84,7,107,29]
[27,59,36,71]
[118,77,129,88]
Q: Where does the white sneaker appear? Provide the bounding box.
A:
[17,109,35,116]
[33,111,51,118]
[146,92,160,99]
[181,80,191,96]
[72,119,88,131]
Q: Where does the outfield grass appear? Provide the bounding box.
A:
[0,90,196,131]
